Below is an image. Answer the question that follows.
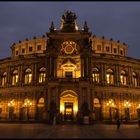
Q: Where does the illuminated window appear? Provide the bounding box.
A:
[2,72,7,86]
[38,97,45,107]
[94,98,100,107]
[25,68,32,84]
[12,70,18,85]
[106,69,114,84]
[120,70,127,85]
[92,68,99,83]
[39,67,46,83]
[132,72,137,87]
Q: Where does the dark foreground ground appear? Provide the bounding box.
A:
[0,123,139,139]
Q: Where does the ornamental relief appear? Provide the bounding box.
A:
[60,41,79,55]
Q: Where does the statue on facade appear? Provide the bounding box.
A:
[60,10,78,32]
[62,10,77,24]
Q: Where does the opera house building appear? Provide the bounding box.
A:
[0,11,140,123]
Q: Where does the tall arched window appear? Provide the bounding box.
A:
[106,69,114,84]
[132,72,137,87]
[39,67,46,83]
[120,70,127,85]
[12,70,18,85]
[2,72,7,86]
[92,68,99,83]
[25,68,32,84]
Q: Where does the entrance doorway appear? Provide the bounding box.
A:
[60,90,78,122]
[64,102,73,121]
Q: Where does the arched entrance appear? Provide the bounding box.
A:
[60,90,78,122]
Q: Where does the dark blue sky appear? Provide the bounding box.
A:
[0,2,140,59]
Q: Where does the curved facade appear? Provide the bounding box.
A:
[0,11,140,123]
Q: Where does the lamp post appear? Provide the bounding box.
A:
[106,100,115,121]
[24,99,32,120]
[8,100,15,120]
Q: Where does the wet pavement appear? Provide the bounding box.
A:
[0,123,139,138]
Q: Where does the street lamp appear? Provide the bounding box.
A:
[124,101,131,107]
[24,99,32,120]
[8,100,15,120]
[106,99,115,121]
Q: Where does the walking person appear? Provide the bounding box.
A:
[117,118,120,129]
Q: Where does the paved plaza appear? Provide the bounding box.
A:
[0,123,139,139]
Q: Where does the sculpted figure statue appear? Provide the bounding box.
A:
[62,10,77,24]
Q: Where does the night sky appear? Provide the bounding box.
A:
[0,2,140,59]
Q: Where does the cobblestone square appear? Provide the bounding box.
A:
[0,123,139,139]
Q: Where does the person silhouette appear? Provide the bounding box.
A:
[117,118,120,129]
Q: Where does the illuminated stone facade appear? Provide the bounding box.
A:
[0,11,140,123]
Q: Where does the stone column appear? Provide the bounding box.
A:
[19,65,23,86]
[128,66,132,87]
[34,63,37,85]
[88,56,92,79]
[80,56,84,78]
[101,63,105,86]
[115,64,120,86]
[7,66,11,87]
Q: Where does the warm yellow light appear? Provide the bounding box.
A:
[8,103,10,106]
[124,104,126,106]
[107,103,109,106]
[74,106,78,111]
[60,105,64,112]
[107,74,109,78]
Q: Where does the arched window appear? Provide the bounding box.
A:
[12,70,18,85]
[38,97,45,107]
[106,69,114,84]
[93,98,100,107]
[132,72,137,87]
[2,72,7,86]
[92,68,99,83]
[120,70,127,85]
[25,68,32,84]
[39,67,46,83]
